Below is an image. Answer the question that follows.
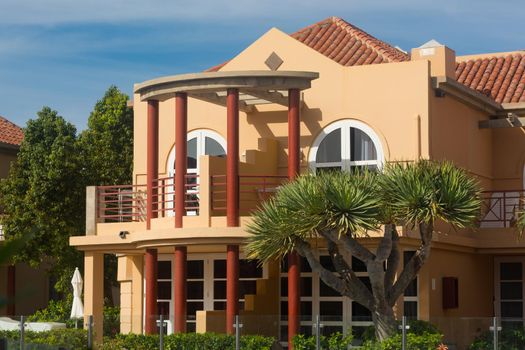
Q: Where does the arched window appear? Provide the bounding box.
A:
[309,120,383,172]
[167,129,226,176]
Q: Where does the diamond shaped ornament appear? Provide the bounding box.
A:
[264,52,284,71]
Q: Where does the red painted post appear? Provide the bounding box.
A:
[226,244,239,334]
[7,265,15,315]
[288,89,300,178]
[226,88,239,227]
[175,92,188,228]
[174,246,187,333]
[287,88,301,348]
[145,248,158,334]
[147,100,159,230]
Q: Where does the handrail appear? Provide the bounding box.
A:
[479,190,524,228]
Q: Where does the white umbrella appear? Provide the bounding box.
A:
[70,267,84,326]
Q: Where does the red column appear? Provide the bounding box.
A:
[145,248,158,334]
[226,244,239,334]
[174,246,187,333]
[7,265,15,315]
[287,88,301,348]
[226,88,239,227]
[175,93,188,228]
[288,89,300,178]
[147,100,159,230]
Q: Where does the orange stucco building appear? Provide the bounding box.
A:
[70,17,525,348]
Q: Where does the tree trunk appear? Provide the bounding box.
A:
[372,307,397,341]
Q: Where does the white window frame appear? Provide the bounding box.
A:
[494,256,525,322]
[308,119,384,172]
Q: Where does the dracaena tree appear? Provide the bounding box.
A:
[246,160,481,340]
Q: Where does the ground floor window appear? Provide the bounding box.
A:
[150,254,265,333]
[403,250,419,319]
[279,254,373,346]
[495,256,525,328]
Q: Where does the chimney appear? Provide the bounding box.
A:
[411,40,456,79]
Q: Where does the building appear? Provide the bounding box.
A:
[0,116,50,316]
[70,17,525,348]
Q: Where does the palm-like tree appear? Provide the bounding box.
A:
[246,160,481,340]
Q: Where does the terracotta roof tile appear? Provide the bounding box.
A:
[290,17,409,66]
[0,116,23,147]
[455,52,525,104]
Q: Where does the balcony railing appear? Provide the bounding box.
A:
[480,190,524,228]
[210,174,288,214]
[96,174,199,223]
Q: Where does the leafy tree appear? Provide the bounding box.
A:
[78,85,133,186]
[246,161,481,340]
[78,86,133,305]
[0,107,84,292]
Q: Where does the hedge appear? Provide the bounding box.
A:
[0,329,88,349]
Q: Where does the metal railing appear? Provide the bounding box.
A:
[480,190,524,228]
[210,174,288,214]
[96,175,200,223]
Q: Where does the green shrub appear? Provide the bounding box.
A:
[27,297,76,328]
[0,328,88,349]
[103,305,120,337]
[99,332,275,350]
[359,320,443,350]
[469,325,525,350]
[292,332,353,350]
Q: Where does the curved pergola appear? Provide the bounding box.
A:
[134,70,319,112]
[133,69,319,336]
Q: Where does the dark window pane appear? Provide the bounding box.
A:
[350,127,377,161]
[352,301,372,322]
[501,302,523,318]
[320,301,343,317]
[316,129,341,163]
[186,322,196,333]
[214,260,226,279]
[187,260,203,279]
[281,259,288,272]
[501,282,523,300]
[214,281,226,299]
[187,302,203,317]
[187,137,197,169]
[320,255,335,272]
[214,301,226,310]
[352,256,367,272]
[281,277,288,297]
[280,301,288,320]
[300,325,313,337]
[404,279,417,297]
[404,301,418,318]
[501,263,522,280]
[205,137,226,157]
[158,261,171,280]
[157,301,170,317]
[322,326,343,336]
[240,280,257,298]
[301,277,312,297]
[157,281,171,300]
[280,326,288,342]
[352,326,369,346]
[188,281,204,299]
[301,256,312,272]
[240,259,263,278]
[320,279,340,297]
[301,301,312,320]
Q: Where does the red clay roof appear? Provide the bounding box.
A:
[290,17,409,66]
[456,52,525,104]
[0,116,23,146]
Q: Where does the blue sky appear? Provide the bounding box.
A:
[1,0,523,130]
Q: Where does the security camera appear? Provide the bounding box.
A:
[119,231,129,239]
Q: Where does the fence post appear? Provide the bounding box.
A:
[489,316,501,350]
[87,315,93,350]
[19,316,25,350]
[399,316,410,350]
[234,315,243,350]
[315,314,322,350]
[159,315,164,350]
